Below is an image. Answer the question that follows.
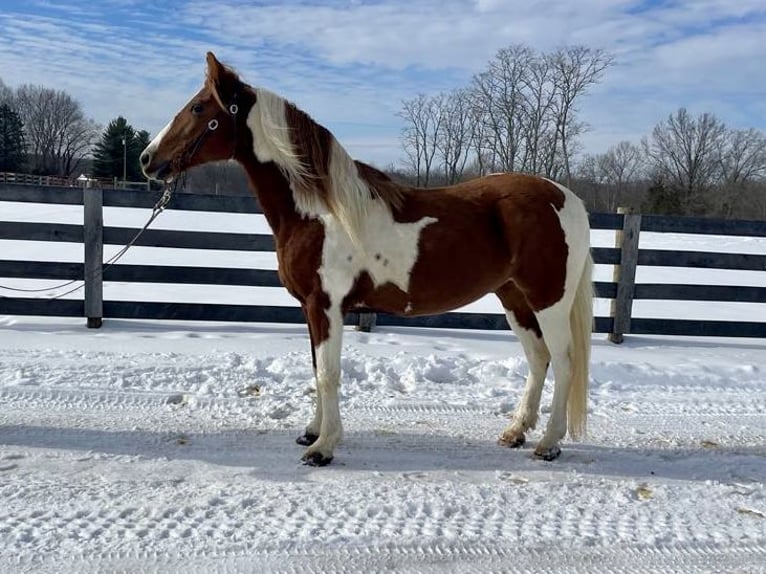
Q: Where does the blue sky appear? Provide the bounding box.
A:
[1,0,765,167]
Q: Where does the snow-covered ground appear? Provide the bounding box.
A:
[1,200,765,573]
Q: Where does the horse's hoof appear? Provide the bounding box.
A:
[301,451,333,467]
[498,432,526,448]
[533,445,562,461]
[296,432,319,446]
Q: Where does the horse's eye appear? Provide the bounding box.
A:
[191,103,204,115]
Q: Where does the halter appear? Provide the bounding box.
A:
[184,97,240,167]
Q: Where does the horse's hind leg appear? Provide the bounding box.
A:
[533,303,574,460]
[496,283,550,448]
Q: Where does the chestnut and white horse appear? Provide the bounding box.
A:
[141,52,593,466]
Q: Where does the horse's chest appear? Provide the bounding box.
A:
[317,211,437,301]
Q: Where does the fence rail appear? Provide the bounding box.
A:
[0,171,149,191]
[1,181,765,339]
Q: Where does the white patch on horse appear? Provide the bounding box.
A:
[144,119,173,155]
[544,179,591,301]
[317,141,437,311]
[318,203,437,300]
[304,308,344,459]
[532,179,591,452]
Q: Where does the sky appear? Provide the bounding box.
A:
[1,0,765,168]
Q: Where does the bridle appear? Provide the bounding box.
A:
[178,94,240,173]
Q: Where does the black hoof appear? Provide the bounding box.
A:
[498,433,526,448]
[301,452,333,467]
[533,445,562,461]
[296,432,319,446]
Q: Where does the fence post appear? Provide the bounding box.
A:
[83,183,104,328]
[609,207,641,343]
[357,312,377,332]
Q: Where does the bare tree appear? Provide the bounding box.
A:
[644,108,727,212]
[0,78,13,108]
[549,46,614,186]
[519,54,558,175]
[14,85,98,176]
[398,44,613,185]
[399,93,445,186]
[597,141,645,211]
[470,45,533,173]
[716,128,766,217]
[436,89,474,184]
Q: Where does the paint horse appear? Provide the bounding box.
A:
[141,52,593,466]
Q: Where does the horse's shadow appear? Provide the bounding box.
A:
[2,424,763,485]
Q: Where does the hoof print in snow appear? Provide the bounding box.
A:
[295,432,319,446]
[238,384,261,398]
[533,445,561,461]
[498,433,526,448]
[301,452,333,467]
[166,394,188,407]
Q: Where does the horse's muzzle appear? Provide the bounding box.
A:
[141,158,173,182]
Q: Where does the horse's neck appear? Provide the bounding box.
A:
[240,159,304,242]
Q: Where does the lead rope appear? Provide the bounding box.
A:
[1,101,238,300]
[0,180,177,299]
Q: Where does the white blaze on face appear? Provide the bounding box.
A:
[144,118,173,156]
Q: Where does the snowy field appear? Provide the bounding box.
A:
[1,200,765,573]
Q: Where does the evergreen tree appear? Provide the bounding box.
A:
[0,103,26,172]
[92,117,148,181]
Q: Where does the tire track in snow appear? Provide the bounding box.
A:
[2,347,765,572]
[4,541,766,573]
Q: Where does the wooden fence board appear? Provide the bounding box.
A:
[0,183,83,205]
[102,301,306,324]
[638,249,766,271]
[103,265,282,287]
[102,188,263,214]
[0,297,84,317]
[102,227,275,251]
[0,222,83,243]
[0,260,83,280]
[634,284,766,303]
[641,215,766,236]
[630,318,766,338]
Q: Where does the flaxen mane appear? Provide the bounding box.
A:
[242,78,403,244]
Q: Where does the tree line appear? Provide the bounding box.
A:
[397,44,766,219]
[0,78,150,181]
[398,45,614,187]
[575,109,766,218]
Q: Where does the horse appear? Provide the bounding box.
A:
[140,52,593,466]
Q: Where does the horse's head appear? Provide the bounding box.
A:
[140,52,245,182]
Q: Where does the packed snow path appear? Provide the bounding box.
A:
[0,318,764,573]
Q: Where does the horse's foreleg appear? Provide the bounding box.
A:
[296,306,321,446]
[499,309,550,448]
[301,301,344,466]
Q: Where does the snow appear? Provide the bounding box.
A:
[1,200,765,573]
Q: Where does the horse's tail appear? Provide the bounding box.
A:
[567,250,593,439]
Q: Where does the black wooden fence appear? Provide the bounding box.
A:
[1,182,765,339]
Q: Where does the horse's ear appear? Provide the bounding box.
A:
[206,52,220,75]
[205,51,237,110]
